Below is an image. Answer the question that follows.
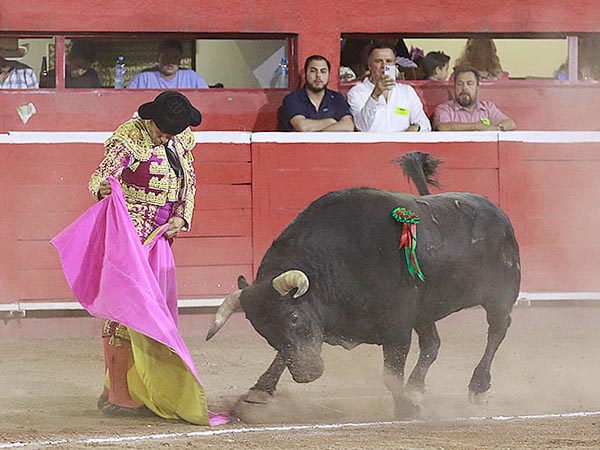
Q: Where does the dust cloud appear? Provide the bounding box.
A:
[222,305,600,425]
[1,306,599,447]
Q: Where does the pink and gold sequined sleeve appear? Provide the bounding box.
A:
[88,139,131,198]
[173,148,197,229]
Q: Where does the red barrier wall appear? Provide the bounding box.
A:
[251,133,600,294]
[4,132,600,307]
[499,137,600,291]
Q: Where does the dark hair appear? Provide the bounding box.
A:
[340,38,372,80]
[367,43,397,59]
[159,40,183,54]
[453,66,480,84]
[68,40,97,68]
[422,51,450,78]
[304,55,331,74]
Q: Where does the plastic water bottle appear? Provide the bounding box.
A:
[114,56,126,89]
[274,57,288,88]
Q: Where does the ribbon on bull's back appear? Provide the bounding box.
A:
[392,207,425,281]
[51,177,228,426]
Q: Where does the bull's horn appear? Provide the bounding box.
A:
[206,289,242,341]
[272,270,309,298]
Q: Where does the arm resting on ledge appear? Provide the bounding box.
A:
[435,118,516,131]
[290,114,355,132]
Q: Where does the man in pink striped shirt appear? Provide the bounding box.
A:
[433,67,516,131]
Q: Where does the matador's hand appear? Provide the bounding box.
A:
[165,216,185,239]
[98,179,112,198]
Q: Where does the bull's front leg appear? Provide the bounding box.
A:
[242,352,286,404]
[383,341,419,419]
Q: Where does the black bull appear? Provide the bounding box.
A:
[207,152,521,418]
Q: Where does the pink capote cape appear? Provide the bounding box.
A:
[51,177,228,426]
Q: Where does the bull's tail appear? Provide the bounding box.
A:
[394,152,442,196]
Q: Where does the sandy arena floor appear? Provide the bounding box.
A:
[1,304,600,449]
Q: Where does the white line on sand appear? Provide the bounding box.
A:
[2,411,600,448]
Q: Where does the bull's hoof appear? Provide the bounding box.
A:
[241,389,275,404]
[468,370,491,395]
[468,390,488,405]
[406,388,425,405]
[405,380,426,405]
[393,398,420,420]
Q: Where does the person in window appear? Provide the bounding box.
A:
[422,51,451,81]
[47,40,101,88]
[340,38,373,81]
[433,67,516,131]
[127,40,209,89]
[453,38,509,81]
[347,44,431,132]
[0,37,38,89]
[279,55,354,132]
[555,35,600,81]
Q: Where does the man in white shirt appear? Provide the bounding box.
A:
[347,44,431,132]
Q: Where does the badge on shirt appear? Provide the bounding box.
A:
[480,117,491,126]
[395,107,409,116]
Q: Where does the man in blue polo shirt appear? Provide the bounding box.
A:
[279,55,354,131]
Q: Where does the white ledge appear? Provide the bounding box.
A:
[500,131,600,143]
[252,131,499,143]
[0,298,225,314]
[2,130,600,144]
[0,131,251,144]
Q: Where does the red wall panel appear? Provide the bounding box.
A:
[500,140,600,291]
[251,139,499,271]
[0,139,254,303]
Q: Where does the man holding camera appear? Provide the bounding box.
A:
[347,44,430,132]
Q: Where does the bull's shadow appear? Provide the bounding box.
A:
[207,152,521,420]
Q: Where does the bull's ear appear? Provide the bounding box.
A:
[238,275,249,289]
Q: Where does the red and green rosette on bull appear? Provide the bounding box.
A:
[392,207,425,281]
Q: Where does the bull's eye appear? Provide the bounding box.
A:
[290,313,299,325]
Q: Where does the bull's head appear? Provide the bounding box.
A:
[206,270,324,383]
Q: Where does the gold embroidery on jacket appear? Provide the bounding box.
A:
[89,117,197,234]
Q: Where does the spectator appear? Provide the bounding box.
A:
[340,38,372,81]
[375,37,420,70]
[0,37,38,89]
[128,40,209,89]
[433,67,516,131]
[47,40,101,88]
[556,35,600,81]
[279,55,354,132]
[422,51,451,81]
[454,37,509,81]
[347,44,431,132]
